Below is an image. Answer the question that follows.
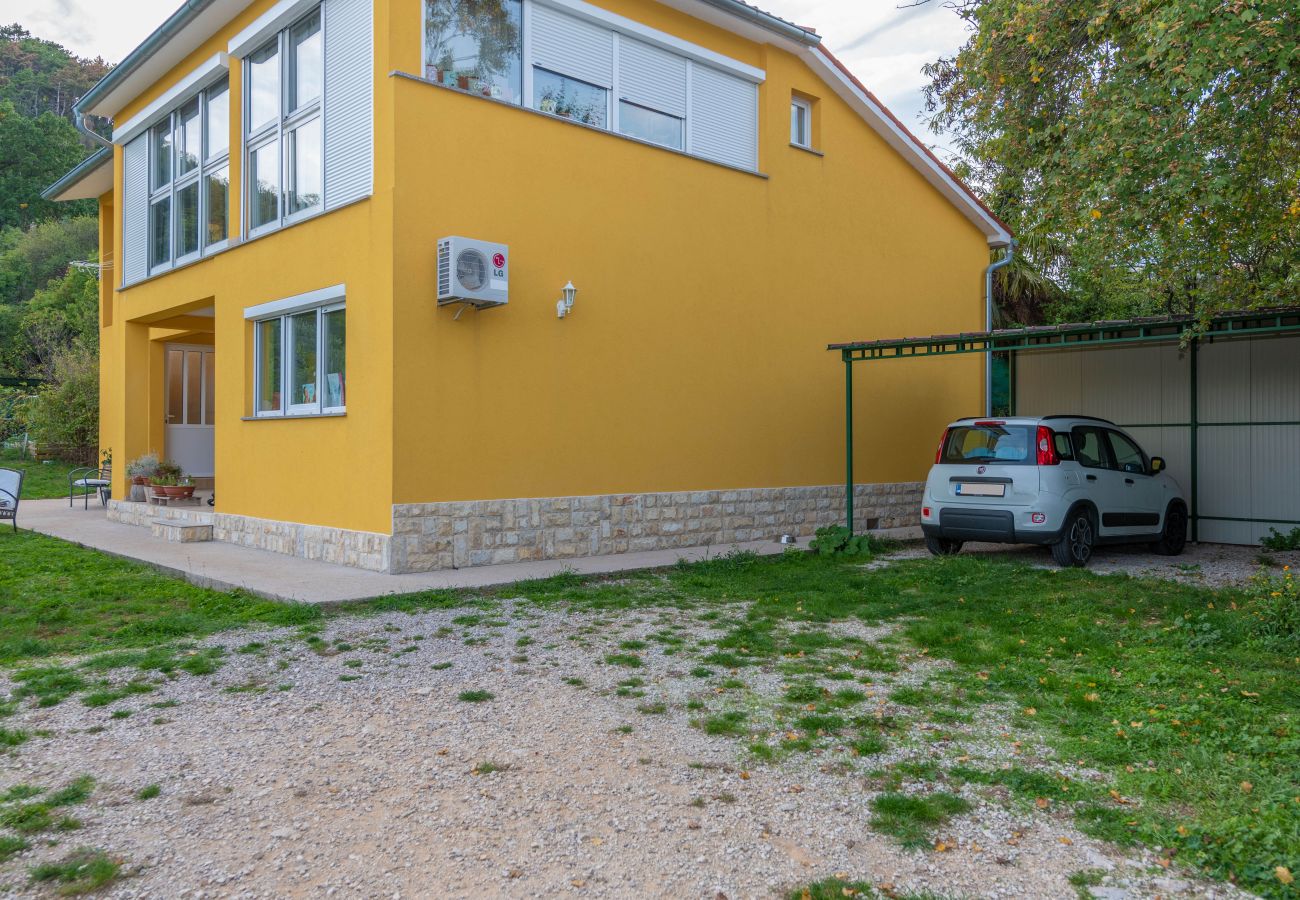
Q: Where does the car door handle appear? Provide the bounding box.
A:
[1125,478,1135,484]
[1086,474,1097,481]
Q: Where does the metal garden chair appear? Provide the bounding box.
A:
[69,465,111,509]
[0,467,22,531]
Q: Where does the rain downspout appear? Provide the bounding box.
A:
[76,113,112,150]
[984,240,1016,416]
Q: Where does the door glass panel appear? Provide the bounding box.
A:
[205,167,229,245]
[257,319,282,412]
[150,197,171,267]
[323,308,345,408]
[150,121,172,189]
[250,139,280,228]
[176,181,200,257]
[166,349,183,424]
[205,79,230,160]
[203,353,215,425]
[290,310,318,407]
[1071,427,1107,469]
[185,350,202,424]
[290,10,323,111]
[287,117,322,214]
[248,40,280,133]
[1107,431,1147,474]
[176,98,201,175]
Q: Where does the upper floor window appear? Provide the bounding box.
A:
[790,96,811,148]
[148,78,231,273]
[424,0,523,103]
[246,7,324,237]
[421,0,759,171]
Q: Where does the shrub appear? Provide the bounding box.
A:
[1244,565,1298,647]
[1261,526,1300,552]
[20,343,97,464]
[809,525,874,557]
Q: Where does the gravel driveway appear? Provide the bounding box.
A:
[0,592,1255,899]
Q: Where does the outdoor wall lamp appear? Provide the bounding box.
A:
[556,281,577,319]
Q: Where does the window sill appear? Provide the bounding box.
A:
[790,142,824,157]
[392,71,769,180]
[241,411,347,421]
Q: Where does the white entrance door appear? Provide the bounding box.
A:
[165,345,215,477]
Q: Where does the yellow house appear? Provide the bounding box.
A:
[46,0,1011,573]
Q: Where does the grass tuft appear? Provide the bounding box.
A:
[869,791,970,848]
[457,690,494,703]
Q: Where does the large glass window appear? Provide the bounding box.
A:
[246,7,324,235]
[424,0,522,103]
[254,303,346,417]
[534,68,607,127]
[145,76,231,274]
[619,101,682,149]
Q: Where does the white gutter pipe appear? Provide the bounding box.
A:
[984,239,1016,416]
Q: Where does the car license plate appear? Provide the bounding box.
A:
[956,482,1005,497]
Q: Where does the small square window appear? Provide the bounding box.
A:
[791,97,812,148]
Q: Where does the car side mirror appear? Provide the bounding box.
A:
[1150,456,1165,474]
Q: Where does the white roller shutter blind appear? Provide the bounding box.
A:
[531,3,613,88]
[688,65,758,170]
[122,135,148,285]
[323,0,373,210]
[618,36,686,118]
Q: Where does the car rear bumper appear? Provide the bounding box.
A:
[922,508,1062,546]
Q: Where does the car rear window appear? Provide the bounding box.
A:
[940,424,1034,465]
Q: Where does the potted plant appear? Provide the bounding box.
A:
[126,453,159,500]
[149,459,186,500]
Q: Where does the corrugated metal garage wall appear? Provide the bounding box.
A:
[1015,335,1299,544]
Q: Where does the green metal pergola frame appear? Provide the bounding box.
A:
[828,306,1300,541]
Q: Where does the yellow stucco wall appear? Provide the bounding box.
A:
[98,0,988,536]
[386,0,987,505]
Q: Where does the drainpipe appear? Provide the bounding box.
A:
[984,240,1016,416]
[76,113,113,150]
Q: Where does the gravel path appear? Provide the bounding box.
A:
[0,598,1255,899]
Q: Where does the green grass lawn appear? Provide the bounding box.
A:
[0,531,1295,896]
[0,450,81,501]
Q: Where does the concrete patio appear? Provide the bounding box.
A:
[16,498,816,605]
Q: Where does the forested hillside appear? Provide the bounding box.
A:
[0,23,108,380]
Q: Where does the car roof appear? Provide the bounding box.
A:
[950,415,1118,427]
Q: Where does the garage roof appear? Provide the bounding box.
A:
[830,306,1300,362]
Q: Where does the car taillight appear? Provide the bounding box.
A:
[922,507,932,519]
[934,428,950,464]
[1036,425,1060,466]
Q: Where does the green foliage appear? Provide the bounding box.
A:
[18,342,97,463]
[0,448,81,499]
[1242,565,1299,648]
[0,265,98,378]
[869,791,971,848]
[28,848,122,895]
[0,24,109,123]
[0,100,94,230]
[1261,527,1300,552]
[808,525,874,557]
[457,689,494,702]
[925,0,1300,321]
[0,216,97,306]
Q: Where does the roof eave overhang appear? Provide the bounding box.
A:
[803,46,1012,248]
[42,147,113,202]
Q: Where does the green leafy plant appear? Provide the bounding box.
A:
[1244,565,1298,648]
[809,525,874,557]
[1261,527,1300,552]
[125,453,159,479]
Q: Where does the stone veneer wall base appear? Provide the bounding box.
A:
[109,482,922,575]
[389,482,922,574]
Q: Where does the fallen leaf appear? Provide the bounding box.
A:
[1084,693,1100,702]
[1277,866,1294,885]
[934,841,949,852]
[1024,707,1037,716]
[1058,837,1073,845]
[1035,797,1050,809]
[739,771,751,780]
[590,837,603,846]
[1241,781,1254,794]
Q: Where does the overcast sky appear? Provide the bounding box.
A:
[9,0,970,154]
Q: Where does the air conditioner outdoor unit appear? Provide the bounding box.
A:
[437,236,509,308]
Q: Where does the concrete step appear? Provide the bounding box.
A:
[150,520,213,543]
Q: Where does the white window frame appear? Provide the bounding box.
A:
[244,5,326,241]
[247,285,346,418]
[791,96,812,148]
[421,0,762,169]
[145,78,232,276]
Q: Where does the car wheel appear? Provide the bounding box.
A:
[925,536,963,557]
[1051,509,1094,568]
[1153,504,1187,556]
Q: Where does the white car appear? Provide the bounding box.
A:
[920,415,1188,567]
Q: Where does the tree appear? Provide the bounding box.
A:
[0,215,97,305]
[0,99,95,228]
[19,340,98,464]
[0,265,99,378]
[925,0,1300,321]
[0,24,109,124]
